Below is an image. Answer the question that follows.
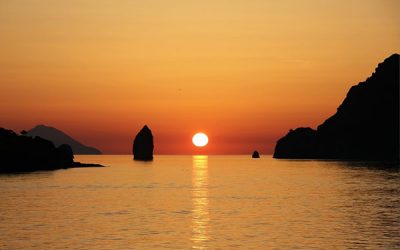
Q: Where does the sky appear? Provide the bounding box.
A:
[0,0,399,154]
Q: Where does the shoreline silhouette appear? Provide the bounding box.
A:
[2,55,399,164]
[0,128,104,173]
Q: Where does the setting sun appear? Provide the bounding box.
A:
[192,133,209,147]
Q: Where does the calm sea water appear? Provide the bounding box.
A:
[0,155,399,249]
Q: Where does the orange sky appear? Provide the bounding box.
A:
[1,0,399,154]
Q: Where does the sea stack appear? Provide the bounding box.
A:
[273,54,399,161]
[252,151,260,158]
[133,125,154,161]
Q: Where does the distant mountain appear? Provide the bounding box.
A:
[26,125,102,155]
[274,54,399,161]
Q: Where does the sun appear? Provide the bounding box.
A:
[192,132,208,147]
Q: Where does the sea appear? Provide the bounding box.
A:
[0,155,399,249]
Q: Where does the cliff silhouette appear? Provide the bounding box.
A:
[274,54,399,161]
[0,128,103,172]
[26,125,101,155]
[133,125,154,161]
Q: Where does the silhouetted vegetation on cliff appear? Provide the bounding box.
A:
[274,54,399,161]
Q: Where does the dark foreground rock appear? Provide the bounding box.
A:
[0,128,104,173]
[132,125,154,161]
[252,151,260,158]
[274,54,399,161]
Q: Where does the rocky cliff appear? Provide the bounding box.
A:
[274,54,399,160]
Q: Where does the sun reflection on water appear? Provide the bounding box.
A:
[191,155,209,249]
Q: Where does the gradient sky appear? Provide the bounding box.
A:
[1,0,399,154]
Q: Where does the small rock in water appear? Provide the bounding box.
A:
[252,150,260,158]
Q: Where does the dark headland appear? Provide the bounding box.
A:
[0,128,104,173]
[26,125,102,155]
[274,54,399,161]
[132,125,154,161]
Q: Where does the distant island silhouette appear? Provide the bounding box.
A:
[26,125,101,155]
[0,128,103,173]
[133,125,154,161]
[274,54,399,161]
